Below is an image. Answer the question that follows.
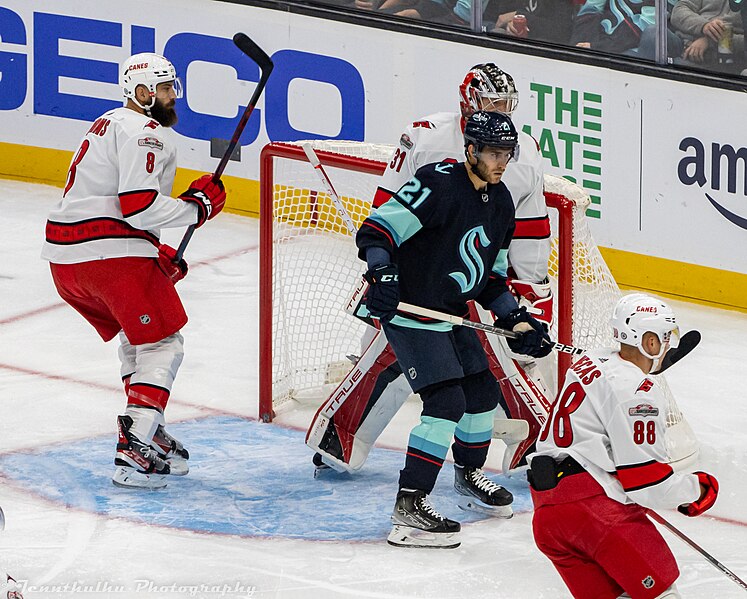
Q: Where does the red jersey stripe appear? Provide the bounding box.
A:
[514,216,551,240]
[45,218,159,246]
[372,187,394,209]
[616,459,674,492]
[119,189,158,218]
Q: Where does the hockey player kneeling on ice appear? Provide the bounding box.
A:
[528,294,718,597]
[41,53,226,489]
[356,111,552,548]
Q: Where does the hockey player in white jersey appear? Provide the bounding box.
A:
[307,63,552,478]
[528,294,718,598]
[41,53,227,489]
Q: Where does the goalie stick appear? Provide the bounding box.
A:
[646,510,747,592]
[175,33,274,261]
[302,143,358,236]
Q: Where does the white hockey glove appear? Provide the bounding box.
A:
[508,278,553,328]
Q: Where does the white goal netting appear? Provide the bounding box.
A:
[260,140,698,467]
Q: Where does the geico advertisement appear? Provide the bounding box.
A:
[0,0,744,275]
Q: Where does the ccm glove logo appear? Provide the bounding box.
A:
[380,273,398,283]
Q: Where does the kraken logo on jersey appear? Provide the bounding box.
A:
[449,226,491,294]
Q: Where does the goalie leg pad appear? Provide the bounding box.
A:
[306,330,410,472]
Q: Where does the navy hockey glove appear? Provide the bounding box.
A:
[678,471,718,517]
[495,306,552,358]
[363,263,399,322]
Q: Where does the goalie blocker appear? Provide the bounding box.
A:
[306,278,555,474]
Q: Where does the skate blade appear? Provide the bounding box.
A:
[166,456,189,476]
[112,466,168,489]
[457,497,513,519]
[386,525,460,549]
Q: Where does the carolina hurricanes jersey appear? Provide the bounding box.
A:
[532,350,700,510]
[376,111,549,283]
[41,106,198,264]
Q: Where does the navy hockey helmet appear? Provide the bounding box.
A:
[463,111,518,156]
[459,64,519,118]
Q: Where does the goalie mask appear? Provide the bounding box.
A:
[459,64,519,119]
[610,293,680,361]
[120,53,182,112]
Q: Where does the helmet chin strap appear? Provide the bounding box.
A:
[131,91,155,116]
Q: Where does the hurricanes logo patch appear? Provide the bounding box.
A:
[449,226,490,294]
[140,314,151,325]
[628,403,659,417]
[636,379,655,393]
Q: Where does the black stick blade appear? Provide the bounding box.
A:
[651,330,701,374]
[233,32,274,73]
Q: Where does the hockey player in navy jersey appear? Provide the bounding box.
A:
[356,111,552,548]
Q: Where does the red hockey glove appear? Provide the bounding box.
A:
[678,471,718,517]
[179,174,226,227]
[156,243,188,283]
[508,278,554,328]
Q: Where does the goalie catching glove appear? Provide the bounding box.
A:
[363,263,399,322]
[495,306,553,358]
[179,174,226,227]
[156,243,188,283]
[678,471,718,517]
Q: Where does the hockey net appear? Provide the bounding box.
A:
[259,140,699,467]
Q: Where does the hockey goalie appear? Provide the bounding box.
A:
[306,63,556,477]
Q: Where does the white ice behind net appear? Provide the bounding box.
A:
[266,140,697,465]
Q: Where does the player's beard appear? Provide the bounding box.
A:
[149,98,178,128]
[474,158,503,185]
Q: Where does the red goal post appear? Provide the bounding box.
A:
[259,140,699,467]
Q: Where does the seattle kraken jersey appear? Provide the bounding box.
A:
[357,161,515,326]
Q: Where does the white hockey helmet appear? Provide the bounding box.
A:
[610,293,680,360]
[120,53,182,110]
[459,63,519,119]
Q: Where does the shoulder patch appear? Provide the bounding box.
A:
[636,379,655,393]
[399,133,413,149]
[412,120,434,129]
[628,403,659,417]
[138,137,164,151]
[144,120,160,130]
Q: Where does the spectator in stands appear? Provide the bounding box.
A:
[491,0,579,44]
[729,0,747,71]
[671,0,743,71]
[571,0,686,59]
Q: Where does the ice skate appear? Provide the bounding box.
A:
[454,464,513,518]
[387,489,461,549]
[112,415,170,489]
[152,424,189,475]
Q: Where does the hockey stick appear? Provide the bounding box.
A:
[302,143,358,236]
[651,330,701,375]
[175,33,274,261]
[397,301,584,357]
[646,510,747,592]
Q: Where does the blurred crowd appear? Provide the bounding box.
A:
[324,0,746,74]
